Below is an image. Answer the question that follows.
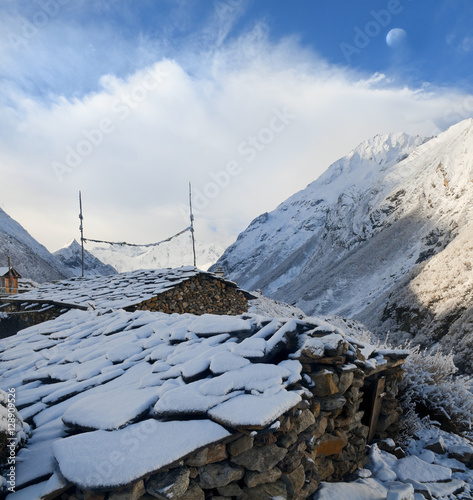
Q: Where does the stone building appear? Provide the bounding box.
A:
[0,308,407,499]
[0,266,254,335]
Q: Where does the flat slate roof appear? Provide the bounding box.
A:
[6,266,248,310]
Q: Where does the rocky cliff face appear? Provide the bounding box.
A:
[214,119,473,372]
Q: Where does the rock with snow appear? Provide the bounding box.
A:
[404,479,432,499]
[386,482,415,500]
[424,479,466,498]
[418,450,435,464]
[188,315,252,336]
[62,387,159,430]
[314,478,388,500]
[448,444,473,465]
[53,419,231,489]
[425,436,446,455]
[208,391,301,429]
[394,455,452,483]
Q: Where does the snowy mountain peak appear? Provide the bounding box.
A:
[57,238,78,251]
[54,239,117,277]
[315,131,427,198]
[215,128,427,291]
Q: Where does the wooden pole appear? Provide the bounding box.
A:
[7,255,12,294]
[79,191,85,277]
[189,182,197,267]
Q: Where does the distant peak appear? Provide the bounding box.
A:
[57,239,80,251]
[314,130,425,190]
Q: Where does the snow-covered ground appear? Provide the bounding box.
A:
[248,290,307,319]
[316,428,473,500]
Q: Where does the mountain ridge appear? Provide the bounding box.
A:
[214,129,429,293]
[214,119,473,372]
[53,239,118,277]
[0,207,72,283]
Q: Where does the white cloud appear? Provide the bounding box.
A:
[462,36,473,52]
[1,21,473,254]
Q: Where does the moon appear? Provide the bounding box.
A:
[386,28,408,48]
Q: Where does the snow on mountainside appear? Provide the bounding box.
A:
[0,207,72,283]
[214,119,473,372]
[214,129,427,294]
[54,239,117,277]
[88,231,230,272]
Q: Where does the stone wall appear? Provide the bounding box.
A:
[0,301,68,338]
[62,344,405,500]
[132,274,249,316]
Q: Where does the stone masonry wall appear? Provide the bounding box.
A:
[66,345,405,500]
[132,275,249,316]
[0,302,67,338]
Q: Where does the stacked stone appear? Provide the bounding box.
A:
[0,301,66,334]
[291,333,370,487]
[133,275,249,316]
[73,365,405,499]
[56,329,407,500]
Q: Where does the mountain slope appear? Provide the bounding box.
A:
[214,119,473,372]
[54,239,117,277]
[0,208,72,283]
[215,129,428,299]
[360,218,473,374]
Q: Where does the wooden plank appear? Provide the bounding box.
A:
[368,376,386,443]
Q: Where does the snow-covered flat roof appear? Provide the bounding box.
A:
[0,310,304,492]
[0,308,406,495]
[6,266,247,310]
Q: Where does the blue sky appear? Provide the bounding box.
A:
[4,0,473,98]
[1,0,473,254]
